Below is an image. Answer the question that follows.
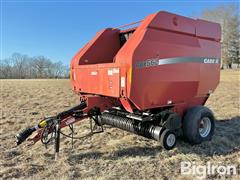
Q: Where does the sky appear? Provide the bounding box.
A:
[1,0,238,65]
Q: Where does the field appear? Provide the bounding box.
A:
[0,70,239,180]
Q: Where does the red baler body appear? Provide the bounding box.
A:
[15,11,222,151]
[70,11,221,115]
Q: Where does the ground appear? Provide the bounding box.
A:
[0,70,239,180]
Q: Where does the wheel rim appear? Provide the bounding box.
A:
[166,133,176,147]
[199,117,211,138]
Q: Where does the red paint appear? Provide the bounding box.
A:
[70,11,221,115]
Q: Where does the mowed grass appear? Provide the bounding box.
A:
[0,70,239,180]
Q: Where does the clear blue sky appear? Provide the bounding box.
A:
[1,0,236,65]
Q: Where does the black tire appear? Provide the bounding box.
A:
[160,129,176,150]
[183,106,215,144]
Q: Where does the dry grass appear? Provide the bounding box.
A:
[0,70,239,180]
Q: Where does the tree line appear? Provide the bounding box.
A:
[0,53,69,79]
[201,3,240,68]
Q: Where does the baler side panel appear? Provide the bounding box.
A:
[70,28,122,97]
[70,11,221,112]
[114,14,156,101]
[72,64,120,97]
[114,11,221,110]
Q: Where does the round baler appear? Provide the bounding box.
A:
[70,11,221,149]
[16,11,221,154]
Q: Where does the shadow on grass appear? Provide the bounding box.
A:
[67,116,240,163]
[67,146,161,165]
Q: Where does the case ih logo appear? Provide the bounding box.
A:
[136,57,220,68]
[204,58,220,64]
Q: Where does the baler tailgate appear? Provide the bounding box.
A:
[74,64,120,97]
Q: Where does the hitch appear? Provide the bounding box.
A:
[15,101,102,159]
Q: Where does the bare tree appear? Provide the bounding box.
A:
[201,3,240,68]
[0,53,69,79]
[228,16,240,68]
[0,58,13,78]
[51,61,68,78]
[32,56,53,78]
[11,53,29,78]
